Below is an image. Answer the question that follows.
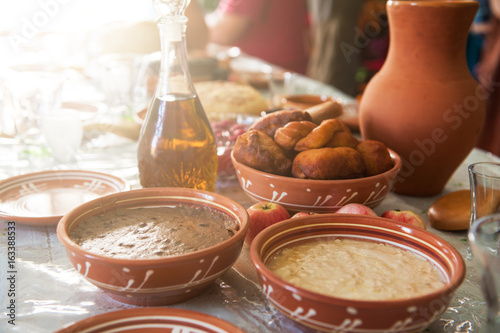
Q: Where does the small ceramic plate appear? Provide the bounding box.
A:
[56,308,245,333]
[0,170,129,226]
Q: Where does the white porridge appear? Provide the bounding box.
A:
[267,238,446,300]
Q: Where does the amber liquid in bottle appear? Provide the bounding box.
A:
[137,93,218,191]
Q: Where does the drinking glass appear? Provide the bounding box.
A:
[468,213,500,332]
[96,53,142,115]
[41,108,83,165]
[469,162,500,226]
[4,65,64,142]
[266,69,296,110]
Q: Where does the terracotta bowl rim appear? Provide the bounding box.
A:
[56,187,250,265]
[231,148,402,185]
[249,213,466,307]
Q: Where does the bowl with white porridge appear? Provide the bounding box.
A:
[57,187,249,306]
[250,213,465,333]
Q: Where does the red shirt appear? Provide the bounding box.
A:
[217,0,310,74]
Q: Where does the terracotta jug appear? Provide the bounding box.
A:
[359,0,485,196]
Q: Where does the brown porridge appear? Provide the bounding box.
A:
[69,205,238,260]
[267,238,446,301]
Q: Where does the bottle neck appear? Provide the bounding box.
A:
[155,15,195,99]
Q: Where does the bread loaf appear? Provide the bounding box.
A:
[194,80,269,118]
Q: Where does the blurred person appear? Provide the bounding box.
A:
[185,0,209,51]
[354,1,388,97]
[466,0,491,79]
[208,0,310,74]
[98,0,209,55]
[476,0,500,157]
[307,0,366,96]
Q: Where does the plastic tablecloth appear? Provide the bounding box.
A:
[1,142,500,333]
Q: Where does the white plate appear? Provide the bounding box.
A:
[0,170,129,226]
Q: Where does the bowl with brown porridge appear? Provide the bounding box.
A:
[250,213,465,333]
[57,187,249,306]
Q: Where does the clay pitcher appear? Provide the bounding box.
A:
[359,0,485,196]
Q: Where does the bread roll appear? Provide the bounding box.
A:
[292,147,365,180]
[428,190,471,231]
[249,109,312,139]
[274,121,317,151]
[356,140,394,176]
[233,129,292,176]
[294,118,349,152]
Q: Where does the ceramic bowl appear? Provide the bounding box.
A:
[56,187,249,306]
[250,214,466,333]
[231,149,402,213]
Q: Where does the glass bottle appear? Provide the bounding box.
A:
[137,0,217,191]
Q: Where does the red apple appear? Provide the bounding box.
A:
[291,211,317,219]
[246,202,290,244]
[381,209,426,229]
[336,203,377,216]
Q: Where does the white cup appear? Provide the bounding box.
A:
[42,108,83,164]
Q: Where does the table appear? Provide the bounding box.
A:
[1,65,500,333]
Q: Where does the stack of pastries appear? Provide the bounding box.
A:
[232,110,394,180]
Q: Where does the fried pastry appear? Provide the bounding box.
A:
[356,140,394,176]
[274,121,317,151]
[325,131,359,148]
[249,109,312,138]
[233,129,292,176]
[292,147,365,180]
[294,118,351,151]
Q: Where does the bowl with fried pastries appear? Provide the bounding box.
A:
[250,213,465,333]
[230,146,402,213]
[57,187,249,306]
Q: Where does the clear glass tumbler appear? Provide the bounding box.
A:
[469,162,500,226]
[468,213,500,333]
